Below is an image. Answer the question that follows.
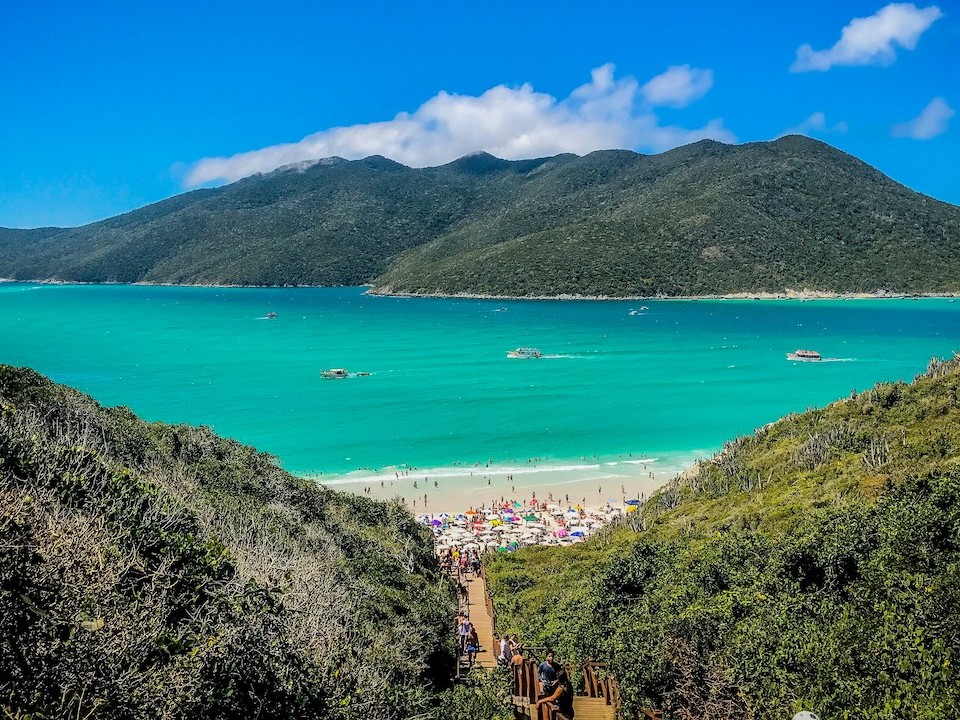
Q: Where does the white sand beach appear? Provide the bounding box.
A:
[311,451,700,516]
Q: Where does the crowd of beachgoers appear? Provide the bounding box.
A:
[419,495,642,552]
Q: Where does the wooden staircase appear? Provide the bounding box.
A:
[465,572,499,669]
[465,568,661,720]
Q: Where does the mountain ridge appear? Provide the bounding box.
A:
[2,136,958,296]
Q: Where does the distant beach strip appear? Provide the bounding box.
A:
[309,450,703,515]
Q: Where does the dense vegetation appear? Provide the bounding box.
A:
[2,137,960,296]
[0,365,455,719]
[486,356,960,719]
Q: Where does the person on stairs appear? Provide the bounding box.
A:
[457,614,471,656]
[538,650,560,691]
[536,669,575,720]
[465,623,480,667]
[496,634,511,665]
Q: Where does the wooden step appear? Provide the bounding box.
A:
[572,697,615,720]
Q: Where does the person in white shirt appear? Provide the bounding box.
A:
[496,634,510,664]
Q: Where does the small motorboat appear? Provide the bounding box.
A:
[321,368,349,379]
[787,349,822,361]
[507,347,542,359]
[265,312,278,319]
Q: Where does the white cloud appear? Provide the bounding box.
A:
[185,64,734,186]
[791,3,942,72]
[891,97,954,139]
[782,111,849,136]
[640,65,714,107]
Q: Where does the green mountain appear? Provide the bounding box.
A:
[2,136,959,295]
[485,356,960,718]
[0,365,454,720]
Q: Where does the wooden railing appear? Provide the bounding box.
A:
[582,661,620,706]
[484,577,496,624]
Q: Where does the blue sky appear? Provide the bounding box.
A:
[1,0,956,228]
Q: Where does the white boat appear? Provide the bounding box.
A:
[787,349,822,362]
[507,347,542,359]
[321,368,349,379]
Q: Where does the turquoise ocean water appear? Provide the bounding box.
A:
[2,283,959,483]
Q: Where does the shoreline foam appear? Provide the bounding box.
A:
[302,451,705,514]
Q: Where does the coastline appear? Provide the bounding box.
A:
[4,278,960,300]
[303,452,703,515]
[365,286,960,301]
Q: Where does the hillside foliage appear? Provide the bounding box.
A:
[485,356,960,719]
[0,366,455,720]
[2,137,959,296]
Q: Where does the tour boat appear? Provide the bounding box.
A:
[787,349,822,361]
[321,368,349,379]
[507,347,542,359]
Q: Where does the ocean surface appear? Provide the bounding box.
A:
[2,283,959,488]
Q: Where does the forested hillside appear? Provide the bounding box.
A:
[486,356,960,719]
[0,365,454,720]
[2,137,959,296]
